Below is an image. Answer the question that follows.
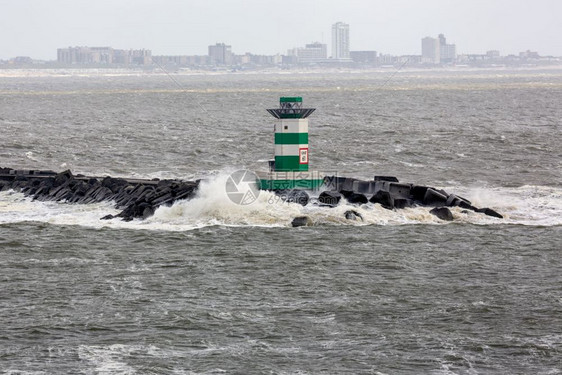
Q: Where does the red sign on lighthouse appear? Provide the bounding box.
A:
[299,147,309,164]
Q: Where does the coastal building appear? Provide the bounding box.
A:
[350,51,377,63]
[288,42,328,63]
[519,50,540,59]
[208,43,232,65]
[421,37,440,64]
[438,34,456,64]
[378,54,396,65]
[57,46,151,65]
[332,22,351,60]
[57,47,96,64]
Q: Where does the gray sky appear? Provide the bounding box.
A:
[1,0,561,60]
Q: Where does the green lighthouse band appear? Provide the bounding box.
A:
[256,171,325,190]
[274,133,308,144]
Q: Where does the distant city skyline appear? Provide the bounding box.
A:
[4,22,557,69]
[5,31,559,67]
[48,34,553,70]
[1,0,561,60]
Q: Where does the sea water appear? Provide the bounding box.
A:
[1,68,561,374]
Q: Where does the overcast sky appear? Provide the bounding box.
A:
[1,0,561,60]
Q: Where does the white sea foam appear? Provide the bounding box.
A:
[1,173,561,231]
[447,185,562,226]
[77,344,161,374]
[25,151,40,162]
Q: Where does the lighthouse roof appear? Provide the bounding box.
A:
[267,96,315,119]
[280,97,302,103]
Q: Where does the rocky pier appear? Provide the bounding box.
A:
[1,168,503,225]
[0,168,199,221]
[289,175,503,226]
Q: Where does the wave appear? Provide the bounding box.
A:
[0,172,560,231]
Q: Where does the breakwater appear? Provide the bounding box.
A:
[0,168,199,221]
[2,168,502,225]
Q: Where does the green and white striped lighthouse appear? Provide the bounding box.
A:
[258,97,325,190]
[268,97,314,172]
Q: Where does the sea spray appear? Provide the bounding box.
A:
[1,178,560,230]
[148,172,304,228]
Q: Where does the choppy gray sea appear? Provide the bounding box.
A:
[1,68,561,374]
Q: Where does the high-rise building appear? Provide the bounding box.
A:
[438,34,456,64]
[331,22,350,60]
[208,43,232,65]
[421,37,440,64]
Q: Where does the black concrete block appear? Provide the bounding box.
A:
[423,188,448,206]
[476,207,503,219]
[430,207,454,221]
[374,176,399,182]
[346,192,368,205]
[318,191,342,206]
[370,190,394,209]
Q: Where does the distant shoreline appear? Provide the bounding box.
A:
[1,65,562,78]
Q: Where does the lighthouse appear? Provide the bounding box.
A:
[267,97,314,171]
[258,97,325,190]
